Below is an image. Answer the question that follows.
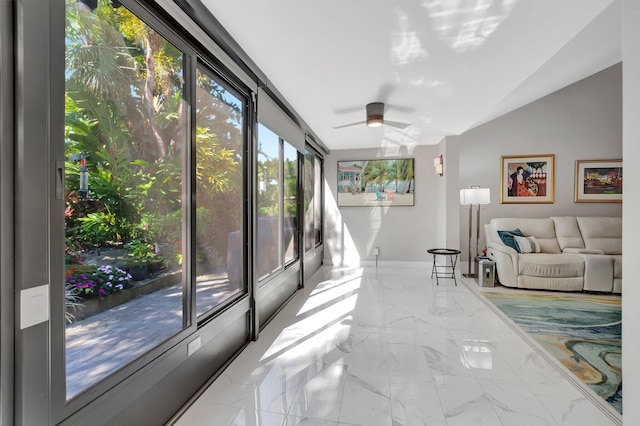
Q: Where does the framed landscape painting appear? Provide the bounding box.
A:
[501,154,554,204]
[337,158,414,207]
[575,159,622,203]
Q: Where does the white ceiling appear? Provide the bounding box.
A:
[201,0,621,151]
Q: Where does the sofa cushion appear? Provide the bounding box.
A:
[551,216,585,250]
[514,235,541,253]
[497,229,524,251]
[518,253,584,278]
[576,217,622,254]
[518,276,584,292]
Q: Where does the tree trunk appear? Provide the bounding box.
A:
[143,32,167,159]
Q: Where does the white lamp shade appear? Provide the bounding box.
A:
[460,187,490,205]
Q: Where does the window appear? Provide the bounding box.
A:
[304,148,323,252]
[257,124,281,279]
[195,66,246,317]
[283,141,299,264]
[64,0,186,399]
[314,155,323,246]
[257,124,301,281]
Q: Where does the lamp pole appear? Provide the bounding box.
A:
[466,204,473,277]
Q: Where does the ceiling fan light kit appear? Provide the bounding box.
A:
[367,117,384,127]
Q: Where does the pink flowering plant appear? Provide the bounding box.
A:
[65,264,134,299]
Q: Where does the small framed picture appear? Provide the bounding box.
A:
[501,154,554,204]
[575,159,622,203]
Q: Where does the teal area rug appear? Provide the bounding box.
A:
[482,291,622,414]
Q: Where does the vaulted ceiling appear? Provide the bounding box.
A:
[202,0,621,151]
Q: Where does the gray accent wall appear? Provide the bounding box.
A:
[457,63,622,262]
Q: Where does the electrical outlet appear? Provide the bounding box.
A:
[374,247,380,256]
[187,336,201,357]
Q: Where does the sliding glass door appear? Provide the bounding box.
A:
[51,0,250,421]
[63,1,188,398]
[194,65,246,318]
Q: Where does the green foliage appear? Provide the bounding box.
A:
[127,240,156,265]
[78,210,122,246]
[63,0,244,273]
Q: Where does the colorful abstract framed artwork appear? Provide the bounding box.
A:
[337,158,414,207]
[575,159,622,203]
[500,154,554,204]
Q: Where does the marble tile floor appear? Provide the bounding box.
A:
[173,266,619,426]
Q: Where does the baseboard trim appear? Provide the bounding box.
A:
[359,260,431,268]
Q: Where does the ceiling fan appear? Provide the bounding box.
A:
[333,102,411,129]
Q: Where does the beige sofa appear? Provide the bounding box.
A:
[485,217,621,293]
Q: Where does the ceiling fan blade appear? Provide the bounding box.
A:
[385,104,415,114]
[384,120,411,129]
[333,120,366,129]
[334,106,363,115]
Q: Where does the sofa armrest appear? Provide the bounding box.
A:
[487,242,518,287]
[562,248,605,255]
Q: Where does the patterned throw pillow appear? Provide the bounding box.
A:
[514,235,541,253]
[497,229,524,251]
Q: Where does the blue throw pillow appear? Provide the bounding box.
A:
[497,229,525,251]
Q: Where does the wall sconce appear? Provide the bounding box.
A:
[434,155,443,176]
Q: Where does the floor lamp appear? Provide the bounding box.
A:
[460,186,491,277]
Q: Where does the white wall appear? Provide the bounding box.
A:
[457,63,622,259]
[622,0,639,421]
[324,145,440,266]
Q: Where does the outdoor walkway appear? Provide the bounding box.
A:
[65,275,235,399]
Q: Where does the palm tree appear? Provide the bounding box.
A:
[65,0,183,162]
[362,160,389,191]
[397,159,414,193]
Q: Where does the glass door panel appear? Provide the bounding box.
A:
[64,0,186,399]
[257,124,281,280]
[194,66,246,317]
[283,141,298,264]
[304,150,314,252]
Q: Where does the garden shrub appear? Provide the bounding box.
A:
[65,264,134,300]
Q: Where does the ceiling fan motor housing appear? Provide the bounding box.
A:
[366,102,384,126]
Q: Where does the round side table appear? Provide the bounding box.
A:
[427,248,461,286]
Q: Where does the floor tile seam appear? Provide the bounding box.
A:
[475,375,561,426]
[471,357,570,426]
[459,278,623,426]
[387,372,449,424]
[430,373,487,423]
